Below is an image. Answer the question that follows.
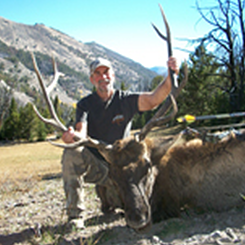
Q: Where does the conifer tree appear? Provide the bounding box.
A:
[1,98,20,140]
[19,103,36,141]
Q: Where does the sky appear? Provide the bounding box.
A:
[0,0,215,68]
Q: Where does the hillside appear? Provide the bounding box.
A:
[0,16,157,106]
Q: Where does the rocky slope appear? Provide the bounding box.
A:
[0,16,157,106]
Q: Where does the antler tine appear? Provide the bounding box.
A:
[152,4,178,90]
[31,53,67,133]
[137,4,188,141]
[137,94,178,141]
[137,61,188,142]
[46,57,64,94]
[151,61,188,120]
[32,52,106,147]
[49,136,105,149]
[159,4,172,57]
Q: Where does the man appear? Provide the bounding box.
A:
[62,56,179,228]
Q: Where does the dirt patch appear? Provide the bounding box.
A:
[1,177,245,245]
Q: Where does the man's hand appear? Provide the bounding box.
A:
[62,127,75,143]
[167,57,179,76]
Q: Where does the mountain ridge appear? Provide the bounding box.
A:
[0,16,157,104]
[150,66,167,75]
[0,16,157,106]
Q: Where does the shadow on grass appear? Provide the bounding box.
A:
[0,212,125,245]
[2,208,245,245]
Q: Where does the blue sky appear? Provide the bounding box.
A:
[0,0,214,68]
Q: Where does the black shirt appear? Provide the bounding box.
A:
[76,90,140,144]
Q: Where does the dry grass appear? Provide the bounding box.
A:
[0,127,180,184]
[0,141,63,185]
[0,126,182,187]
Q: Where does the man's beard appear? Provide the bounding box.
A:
[98,79,113,92]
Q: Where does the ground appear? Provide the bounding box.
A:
[1,176,245,245]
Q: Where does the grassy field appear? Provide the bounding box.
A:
[0,141,63,185]
[0,125,182,186]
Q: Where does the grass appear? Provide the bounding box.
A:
[0,126,182,189]
[0,125,182,182]
[0,140,63,185]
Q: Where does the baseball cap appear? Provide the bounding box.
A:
[89,57,112,75]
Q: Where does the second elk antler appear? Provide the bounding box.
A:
[137,4,188,141]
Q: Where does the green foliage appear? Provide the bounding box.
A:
[151,76,164,90]
[132,113,146,129]
[53,95,60,116]
[36,119,47,141]
[0,71,17,88]
[132,43,241,129]
[176,44,231,127]
[0,98,20,140]
[53,95,66,127]
[0,89,78,142]
[19,103,36,141]
[120,81,128,91]
[195,0,245,112]
[59,102,76,127]
[0,98,50,142]
[132,76,160,129]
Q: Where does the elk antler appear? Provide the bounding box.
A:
[31,53,67,132]
[49,136,107,149]
[31,53,107,148]
[31,53,89,142]
[137,4,188,141]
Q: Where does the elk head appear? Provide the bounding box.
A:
[31,4,187,232]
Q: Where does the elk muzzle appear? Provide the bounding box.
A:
[123,182,152,232]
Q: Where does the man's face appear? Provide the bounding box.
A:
[90,66,115,93]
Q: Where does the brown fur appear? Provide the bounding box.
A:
[98,129,245,230]
[151,130,245,221]
[98,137,156,231]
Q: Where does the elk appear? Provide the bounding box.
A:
[32,5,245,234]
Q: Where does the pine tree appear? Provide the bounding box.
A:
[1,98,20,140]
[19,103,36,141]
[36,119,47,141]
